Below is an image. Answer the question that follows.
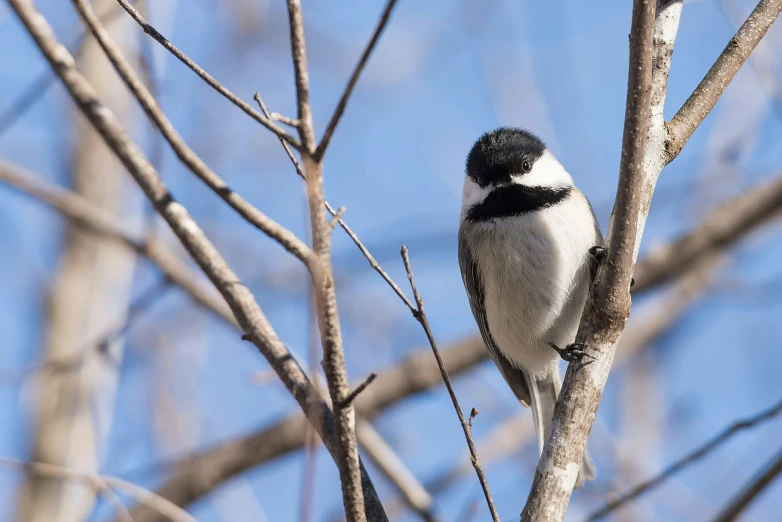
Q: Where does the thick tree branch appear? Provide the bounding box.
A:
[521,1,658,519]
[314,0,398,162]
[5,2,386,521]
[112,0,302,149]
[72,0,314,268]
[666,0,782,159]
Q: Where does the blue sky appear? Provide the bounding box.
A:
[1,0,782,520]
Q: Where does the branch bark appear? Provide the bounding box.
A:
[6,2,386,520]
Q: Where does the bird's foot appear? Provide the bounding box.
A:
[588,246,635,287]
[588,245,607,263]
[549,342,595,363]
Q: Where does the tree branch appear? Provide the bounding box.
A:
[666,0,782,159]
[72,0,314,267]
[5,2,385,520]
[284,1,371,519]
[588,397,782,520]
[112,0,302,149]
[401,246,500,522]
[521,1,659,519]
[314,0,398,162]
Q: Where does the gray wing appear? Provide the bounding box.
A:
[458,227,533,406]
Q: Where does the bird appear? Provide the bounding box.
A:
[457,127,600,488]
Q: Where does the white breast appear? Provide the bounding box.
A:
[466,190,600,376]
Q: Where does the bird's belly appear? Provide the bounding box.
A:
[477,214,593,375]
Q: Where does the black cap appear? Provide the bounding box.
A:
[466,127,546,188]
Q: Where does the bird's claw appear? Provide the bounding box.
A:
[549,342,595,363]
[588,245,607,263]
[588,246,635,287]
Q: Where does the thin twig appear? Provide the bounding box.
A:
[272,112,300,128]
[400,246,500,522]
[340,372,378,409]
[252,92,416,312]
[113,0,301,149]
[329,207,347,232]
[73,0,315,267]
[314,0,399,161]
[711,446,782,522]
[666,0,782,159]
[587,396,782,520]
[0,457,195,522]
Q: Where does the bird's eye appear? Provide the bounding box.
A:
[521,160,531,173]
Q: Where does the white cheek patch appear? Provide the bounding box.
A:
[461,176,491,211]
[513,150,574,189]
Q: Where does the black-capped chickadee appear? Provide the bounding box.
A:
[458,127,599,488]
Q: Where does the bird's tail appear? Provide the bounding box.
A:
[523,370,596,489]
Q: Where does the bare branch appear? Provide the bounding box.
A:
[666,0,782,159]
[130,242,722,518]
[285,0,372,518]
[401,246,500,522]
[521,1,658,518]
[340,371,378,409]
[0,457,195,522]
[112,0,302,149]
[272,112,300,128]
[587,397,782,521]
[72,0,314,267]
[314,0,398,161]
[252,92,416,311]
[286,0,316,153]
[5,3,386,520]
[711,447,782,522]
